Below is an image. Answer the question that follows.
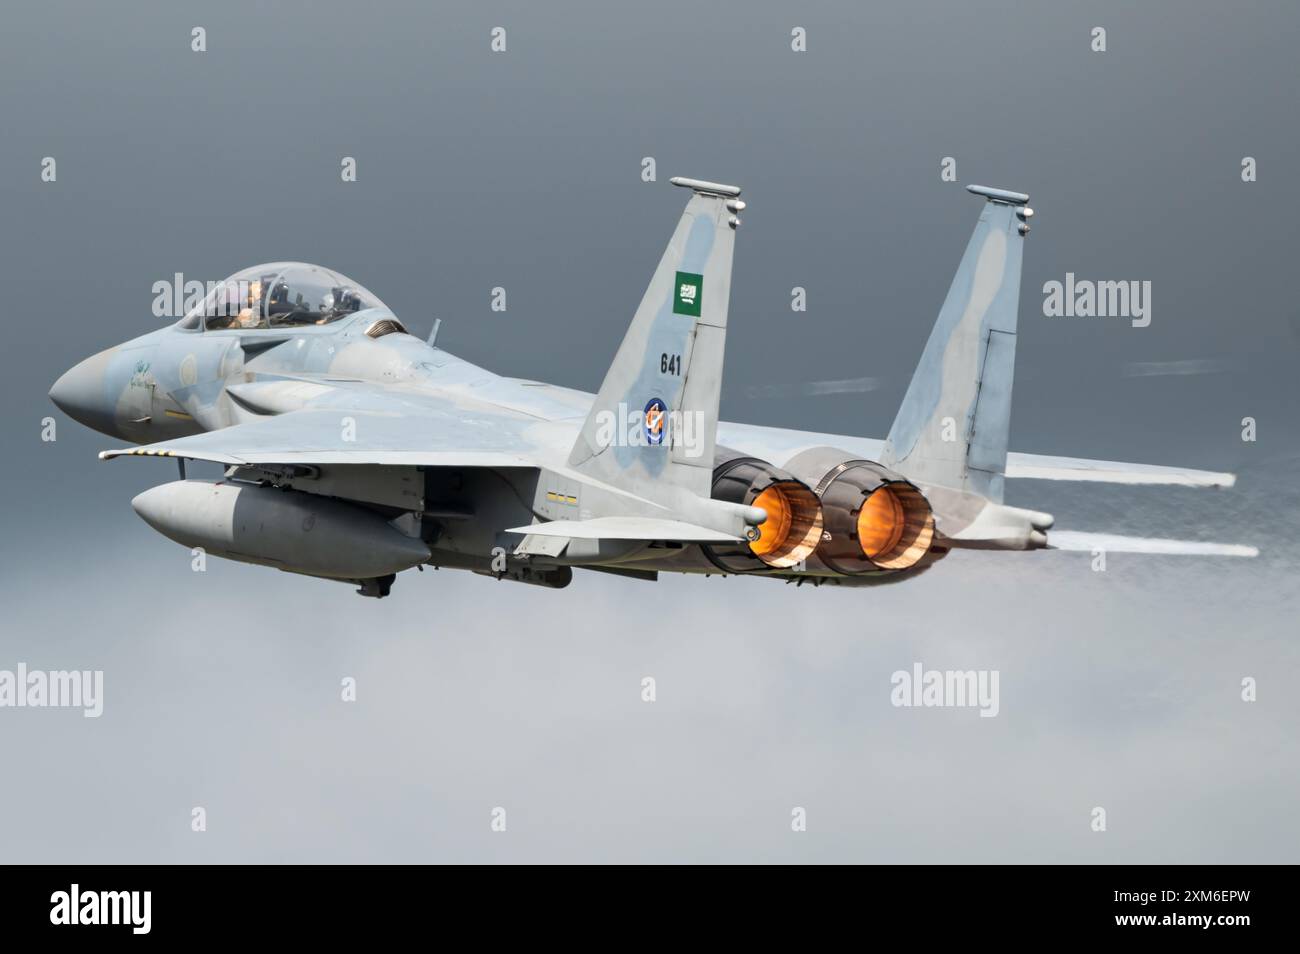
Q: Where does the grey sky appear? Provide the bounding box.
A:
[1,0,1296,862]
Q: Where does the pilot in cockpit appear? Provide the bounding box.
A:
[198,266,383,332]
[206,278,264,330]
[234,279,266,328]
[335,287,363,315]
[266,280,295,320]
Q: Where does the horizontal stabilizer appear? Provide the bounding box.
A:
[507,516,742,543]
[514,533,570,558]
[1049,531,1258,558]
[1005,453,1236,488]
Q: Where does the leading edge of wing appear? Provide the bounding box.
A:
[102,446,534,468]
[98,409,537,469]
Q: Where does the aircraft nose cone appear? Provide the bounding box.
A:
[49,349,115,433]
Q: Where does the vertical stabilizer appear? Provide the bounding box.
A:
[881,185,1032,502]
[568,177,743,501]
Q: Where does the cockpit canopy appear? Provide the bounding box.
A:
[178,263,387,331]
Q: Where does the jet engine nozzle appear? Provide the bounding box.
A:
[704,454,824,571]
[786,449,936,573]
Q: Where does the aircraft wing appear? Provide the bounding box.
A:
[714,423,1238,489]
[98,407,539,469]
[102,402,1241,492]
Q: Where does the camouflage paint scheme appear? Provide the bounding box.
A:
[50,179,1248,596]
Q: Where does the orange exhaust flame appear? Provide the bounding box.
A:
[857,486,905,558]
[748,480,823,569]
[854,483,934,570]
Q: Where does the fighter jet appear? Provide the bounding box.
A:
[49,178,1255,597]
